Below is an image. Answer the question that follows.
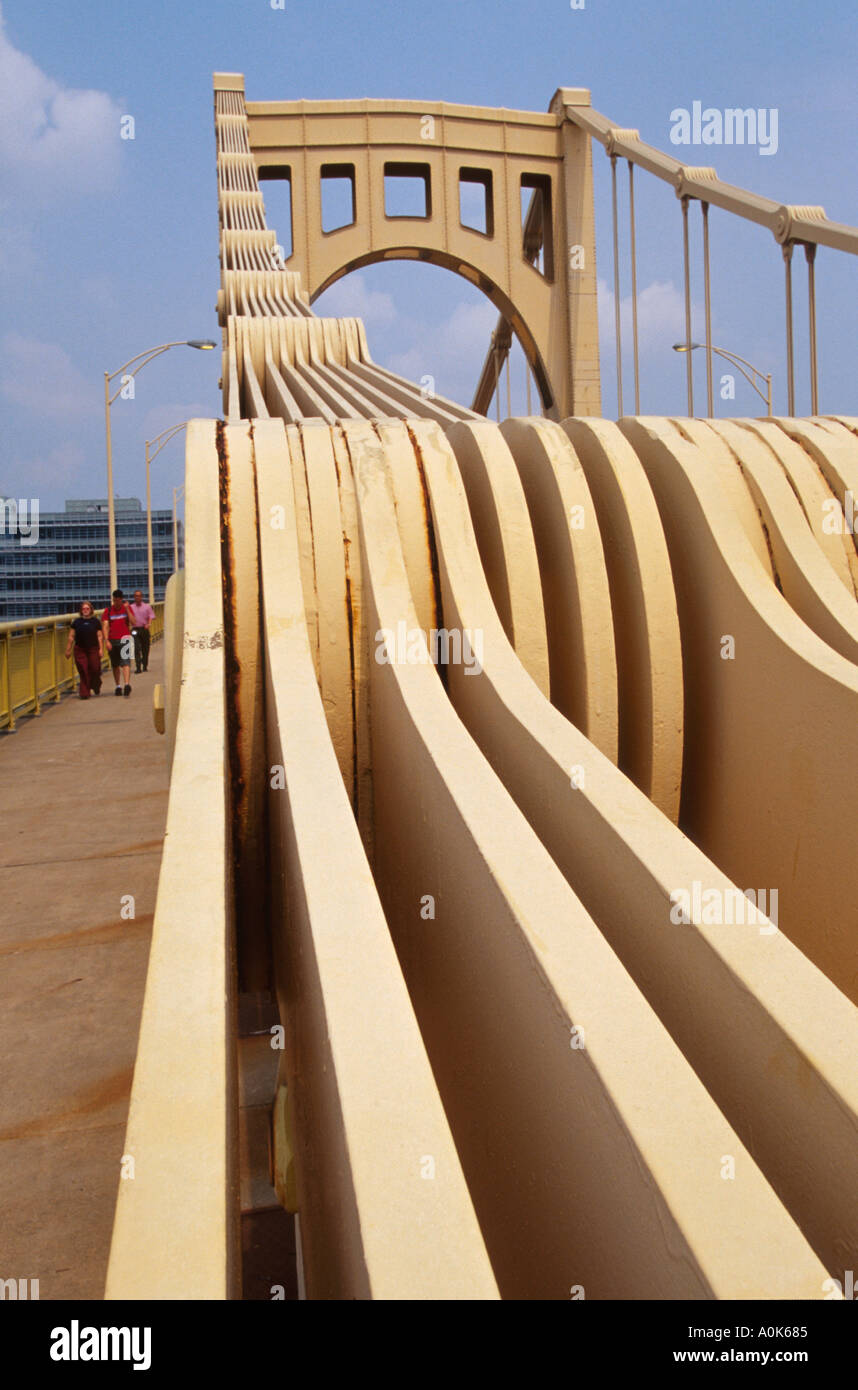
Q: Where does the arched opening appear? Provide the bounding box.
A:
[311,252,554,416]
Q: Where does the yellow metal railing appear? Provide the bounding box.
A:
[0,604,165,732]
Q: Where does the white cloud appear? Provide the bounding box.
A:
[386,297,497,393]
[597,277,697,350]
[0,333,99,421]
[314,270,498,405]
[0,4,122,200]
[314,273,397,328]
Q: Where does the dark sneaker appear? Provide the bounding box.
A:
[124,684,132,697]
[114,687,122,697]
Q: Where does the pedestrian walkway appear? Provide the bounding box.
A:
[0,641,167,1299]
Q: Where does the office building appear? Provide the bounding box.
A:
[0,497,183,621]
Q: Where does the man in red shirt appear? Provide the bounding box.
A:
[129,590,156,674]
[102,589,134,696]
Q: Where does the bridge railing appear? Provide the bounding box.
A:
[0,603,165,732]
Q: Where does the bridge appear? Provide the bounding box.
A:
[5,73,858,1302]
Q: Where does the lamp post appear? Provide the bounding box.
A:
[172,485,186,573]
[145,423,188,603]
[104,340,215,591]
[672,342,772,418]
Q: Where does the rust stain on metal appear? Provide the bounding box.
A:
[0,1065,135,1140]
[217,421,246,876]
[333,425,359,812]
[293,422,322,682]
[734,458,784,596]
[406,423,445,687]
[342,564,358,811]
[0,915,153,957]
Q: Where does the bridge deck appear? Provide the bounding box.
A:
[0,647,166,1300]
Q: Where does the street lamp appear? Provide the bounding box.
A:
[103,339,215,590]
[672,342,772,418]
[145,423,188,602]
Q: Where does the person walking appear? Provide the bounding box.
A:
[102,589,134,697]
[129,589,155,673]
[64,600,104,699]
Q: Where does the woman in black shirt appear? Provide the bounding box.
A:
[64,600,104,699]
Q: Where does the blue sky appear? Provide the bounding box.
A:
[1,0,857,510]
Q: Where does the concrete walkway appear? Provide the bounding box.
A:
[0,642,167,1300]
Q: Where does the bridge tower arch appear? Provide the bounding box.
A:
[226,78,601,418]
[310,245,557,414]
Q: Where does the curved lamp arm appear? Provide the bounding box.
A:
[673,341,772,413]
[146,422,188,464]
[107,341,215,404]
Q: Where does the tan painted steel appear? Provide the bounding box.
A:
[411,417,858,1284]
[501,417,618,760]
[561,418,683,818]
[704,419,858,665]
[215,73,601,419]
[774,418,858,531]
[223,426,270,991]
[741,419,858,595]
[445,420,550,695]
[253,416,499,1299]
[621,416,858,1006]
[562,96,858,257]
[121,401,858,1294]
[292,420,354,793]
[346,418,831,1300]
[162,571,185,775]
[105,72,858,1302]
[670,417,775,580]
[106,421,239,1300]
